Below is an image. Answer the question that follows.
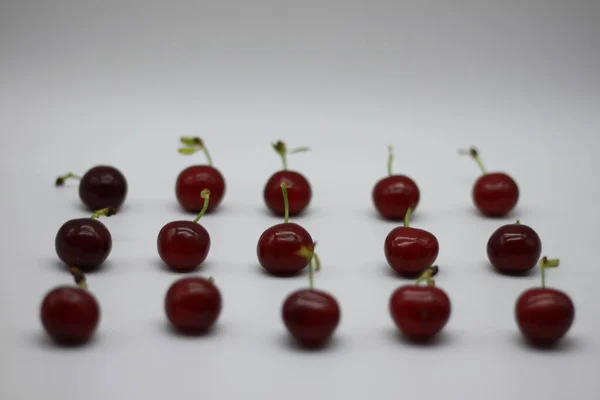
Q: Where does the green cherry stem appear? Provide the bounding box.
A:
[540,256,560,288]
[178,137,213,166]
[415,266,439,287]
[272,140,310,170]
[90,207,117,219]
[55,172,82,186]
[295,242,321,290]
[459,146,487,175]
[404,206,413,227]
[193,189,211,223]
[70,267,88,290]
[387,145,394,176]
[280,182,290,223]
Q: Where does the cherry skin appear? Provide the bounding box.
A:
[373,175,420,221]
[515,288,574,346]
[40,286,100,345]
[264,171,311,216]
[165,277,222,335]
[487,222,541,274]
[257,222,313,275]
[79,166,128,211]
[176,165,225,213]
[473,172,519,217]
[385,226,439,277]
[282,289,341,347]
[55,212,113,270]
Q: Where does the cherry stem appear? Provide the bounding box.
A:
[193,189,211,223]
[404,206,413,227]
[208,276,215,283]
[387,145,393,176]
[69,267,88,290]
[55,172,81,186]
[459,147,487,175]
[516,220,521,225]
[280,182,290,223]
[540,256,560,288]
[272,140,309,170]
[90,207,117,219]
[415,266,439,287]
[296,242,321,290]
[179,137,213,166]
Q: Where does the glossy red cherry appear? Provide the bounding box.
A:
[55,207,116,270]
[389,267,451,342]
[158,189,211,272]
[175,137,226,213]
[487,221,541,274]
[282,246,340,347]
[56,166,128,211]
[264,141,311,216]
[384,207,439,277]
[40,268,100,346]
[460,147,519,217]
[165,276,222,335]
[373,146,420,220]
[515,257,575,346]
[257,182,316,276]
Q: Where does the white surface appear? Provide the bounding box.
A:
[1,1,599,399]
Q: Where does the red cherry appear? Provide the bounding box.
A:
[373,147,420,220]
[158,189,211,272]
[281,243,340,347]
[389,267,451,341]
[384,207,439,277]
[487,221,541,274]
[175,137,226,213]
[55,207,116,270]
[56,166,128,211]
[264,141,312,216]
[515,257,575,346]
[40,268,100,346]
[165,276,222,334]
[460,147,519,217]
[257,182,316,275]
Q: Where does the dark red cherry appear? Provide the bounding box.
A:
[158,189,211,272]
[55,208,115,270]
[56,166,128,211]
[460,147,519,217]
[487,221,541,274]
[165,277,222,334]
[515,257,575,346]
[282,289,340,347]
[40,269,100,346]
[384,207,439,277]
[264,141,312,216]
[257,222,313,275]
[372,146,420,220]
[175,137,226,213]
[389,267,451,341]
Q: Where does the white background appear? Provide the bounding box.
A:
[1,1,599,399]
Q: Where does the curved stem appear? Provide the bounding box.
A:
[55,172,81,186]
[387,145,393,176]
[70,267,88,290]
[280,182,290,223]
[540,256,560,288]
[459,147,487,175]
[404,206,413,227]
[202,146,213,167]
[90,207,117,219]
[415,266,439,286]
[193,189,211,223]
[295,242,320,289]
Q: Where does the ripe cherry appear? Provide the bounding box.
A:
[40,268,100,346]
[55,207,116,271]
[487,220,541,275]
[460,147,519,217]
[389,266,451,342]
[372,146,420,221]
[56,166,128,211]
[257,182,317,276]
[264,141,312,217]
[515,257,575,346]
[158,189,212,272]
[384,207,439,277]
[282,246,340,348]
[176,137,226,213]
[165,276,222,335]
